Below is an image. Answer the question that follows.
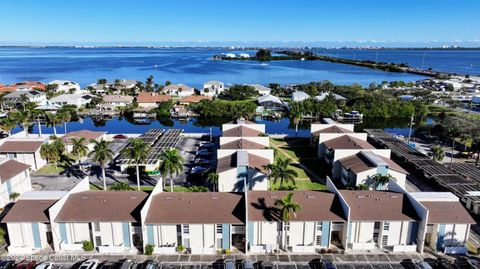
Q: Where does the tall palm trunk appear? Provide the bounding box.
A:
[102,166,107,190]
[64,122,67,134]
[136,164,141,190]
[170,175,174,192]
[23,123,29,137]
[53,125,57,136]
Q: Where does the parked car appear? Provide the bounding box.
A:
[224,260,235,269]
[97,262,115,269]
[242,260,254,269]
[193,158,210,164]
[113,260,133,269]
[435,258,454,269]
[113,134,128,139]
[196,149,212,156]
[468,259,480,269]
[191,166,209,175]
[79,260,99,269]
[416,261,433,269]
[136,260,158,269]
[402,260,421,269]
[261,262,274,269]
[14,261,36,269]
[0,261,15,269]
[199,142,215,148]
[321,259,336,269]
[35,263,52,269]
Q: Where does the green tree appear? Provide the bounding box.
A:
[110,182,131,191]
[274,192,301,249]
[371,173,394,190]
[71,137,89,163]
[46,112,61,136]
[40,138,65,168]
[270,158,298,190]
[256,49,272,60]
[19,93,29,112]
[89,139,114,190]
[158,148,184,192]
[145,75,154,92]
[97,78,107,85]
[431,145,445,162]
[207,172,219,192]
[59,111,71,134]
[121,138,149,190]
[0,118,16,136]
[219,85,258,100]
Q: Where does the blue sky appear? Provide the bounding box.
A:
[1,0,479,46]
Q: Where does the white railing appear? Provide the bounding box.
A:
[392,244,417,252]
[153,246,176,254]
[349,242,376,250]
[8,246,35,254]
[291,245,316,253]
[190,247,216,254]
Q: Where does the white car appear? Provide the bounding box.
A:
[79,260,99,269]
[35,263,53,269]
[191,166,208,175]
[193,158,210,164]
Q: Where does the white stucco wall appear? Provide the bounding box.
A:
[0,169,31,207]
[218,168,239,192]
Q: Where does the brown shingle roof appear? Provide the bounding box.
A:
[179,96,212,103]
[0,140,44,153]
[55,191,148,222]
[421,201,475,224]
[248,191,346,222]
[62,130,106,144]
[2,199,57,223]
[0,160,30,184]
[322,135,375,150]
[312,126,353,136]
[145,192,244,224]
[222,125,263,137]
[339,190,419,221]
[221,139,267,150]
[136,92,171,103]
[216,152,270,174]
[338,152,407,174]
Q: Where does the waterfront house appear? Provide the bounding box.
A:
[0,85,16,93]
[47,80,82,94]
[136,92,171,108]
[409,192,474,254]
[51,189,148,253]
[3,90,47,108]
[49,93,93,107]
[0,138,47,171]
[62,130,107,153]
[291,91,310,102]
[247,191,347,253]
[163,84,194,97]
[314,92,347,102]
[178,95,212,105]
[318,135,391,166]
[102,94,134,108]
[0,158,31,208]
[2,191,67,254]
[335,151,408,189]
[9,81,46,91]
[257,94,285,111]
[339,190,421,252]
[202,80,225,97]
[142,190,245,254]
[248,84,271,96]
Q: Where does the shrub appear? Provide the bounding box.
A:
[145,244,154,255]
[222,248,231,254]
[176,244,186,253]
[9,192,20,201]
[82,240,94,251]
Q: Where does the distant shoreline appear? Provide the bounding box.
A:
[1,45,480,51]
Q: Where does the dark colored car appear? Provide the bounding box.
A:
[224,260,235,269]
[113,260,133,269]
[113,134,128,139]
[136,260,158,269]
[97,262,115,269]
[261,262,274,269]
[0,261,15,269]
[321,259,336,269]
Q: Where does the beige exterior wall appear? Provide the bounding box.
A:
[0,169,31,207]
[218,168,238,192]
[349,221,416,250]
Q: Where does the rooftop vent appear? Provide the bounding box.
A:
[357,195,365,199]
[211,196,218,200]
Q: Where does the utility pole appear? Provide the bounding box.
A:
[407,115,414,147]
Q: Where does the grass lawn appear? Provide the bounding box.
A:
[89,183,155,191]
[34,164,65,175]
[172,186,209,192]
[270,179,327,191]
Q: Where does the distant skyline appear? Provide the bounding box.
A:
[1,0,479,47]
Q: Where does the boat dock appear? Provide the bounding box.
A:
[365,128,480,214]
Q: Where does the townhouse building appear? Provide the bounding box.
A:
[0,138,47,171]
[0,158,31,207]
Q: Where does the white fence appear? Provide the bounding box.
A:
[392,244,417,252]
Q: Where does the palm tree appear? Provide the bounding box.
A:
[263,163,275,190]
[357,184,369,190]
[40,138,65,168]
[270,158,298,190]
[371,173,394,190]
[89,139,114,190]
[19,93,29,112]
[431,145,445,162]
[59,111,71,134]
[46,113,60,136]
[207,172,219,192]
[71,137,89,164]
[274,192,301,250]
[121,138,149,190]
[459,133,472,152]
[0,118,16,136]
[158,148,183,192]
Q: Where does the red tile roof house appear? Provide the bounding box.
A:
[0,158,31,208]
[0,138,47,171]
[136,92,171,109]
[2,191,67,254]
[248,190,347,253]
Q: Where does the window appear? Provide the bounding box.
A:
[94,222,100,232]
[216,224,223,234]
[284,223,290,231]
[95,236,102,246]
[382,235,388,246]
[316,222,323,231]
[286,236,290,246]
[383,221,390,231]
[183,224,189,234]
[183,238,190,248]
[216,238,223,248]
[316,235,322,246]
